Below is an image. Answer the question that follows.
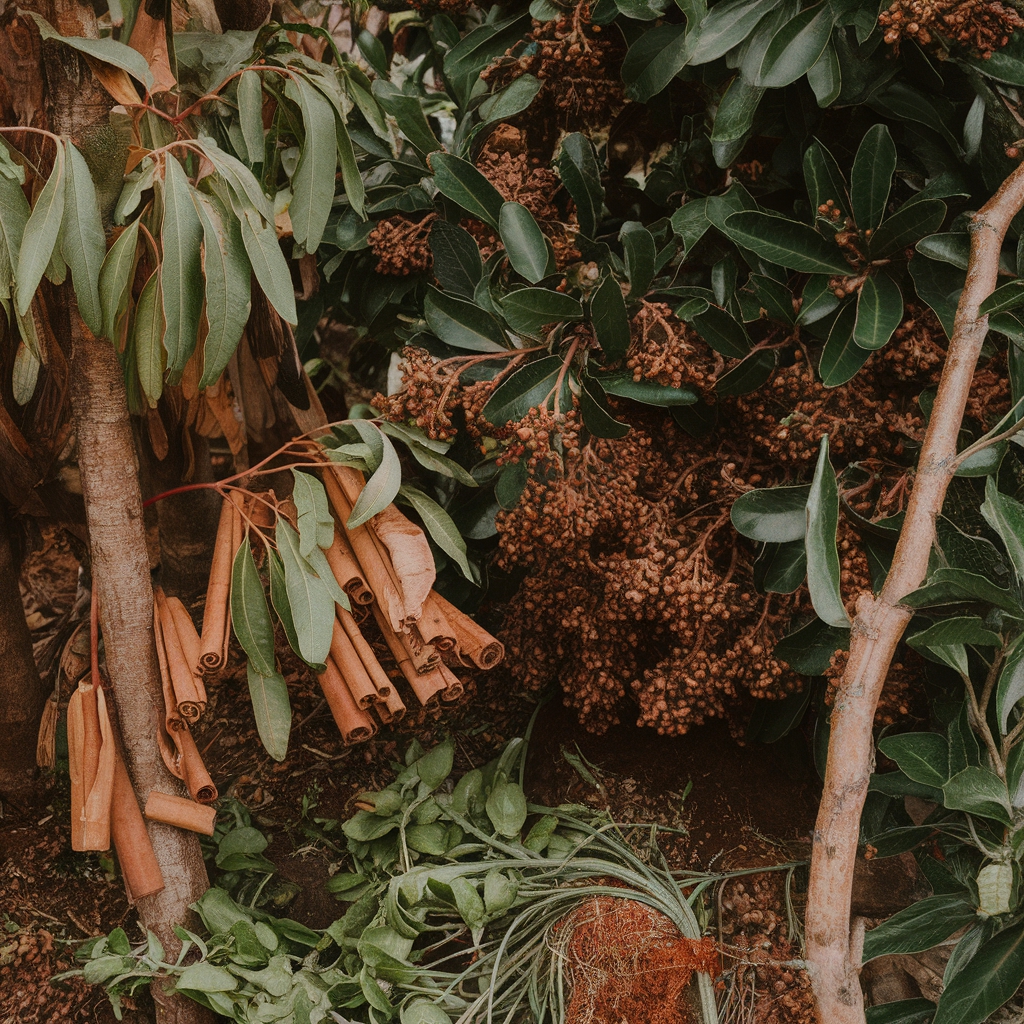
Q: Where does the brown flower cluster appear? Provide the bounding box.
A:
[481,4,626,137]
[879,0,1023,57]
[498,410,806,735]
[373,347,496,441]
[468,125,581,269]
[368,214,435,276]
[627,301,718,394]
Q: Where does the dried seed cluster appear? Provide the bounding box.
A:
[627,301,717,394]
[367,214,434,276]
[481,4,626,136]
[879,0,1023,56]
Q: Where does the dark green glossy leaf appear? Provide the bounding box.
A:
[862,895,976,963]
[430,221,483,299]
[495,459,528,509]
[980,279,1024,316]
[482,355,563,426]
[942,767,1012,825]
[593,369,699,406]
[245,662,291,763]
[690,0,783,64]
[479,74,542,125]
[372,80,442,158]
[590,274,630,361]
[732,485,812,542]
[996,633,1024,733]
[819,301,869,386]
[877,732,949,788]
[754,540,807,594]
[499,202,553,284]
[231,539,277,676]
[807,40,841,106]
[850,124,896,232]
[902,568,1020,614]
[692,304,750,358]
[557,134,603,237]
[724,211,850,273]
[916,232,970,270]
[620,221,656,297]
[499,288,583,338]
[579,372,629,438]
[806,437,849,628]
[430,153,504,230]
[757,2,834,89]
[854,273,903,350]
[716,348,777,395]
[869,199,946,258]
[425,286,508,352]
[97,217,139,342]
[710,79,765,163]
[865,999,936,1024]
[621,24,689,103]
[775,618,849,675]
[981,477,1024,581]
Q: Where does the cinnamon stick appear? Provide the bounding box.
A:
[174,726,218,804]
[156,588,205,722]
[164,595,206,704]
[429,591,505,669]
[418,591,457,652]
[67,678,115,851]
[398,627,440,673]
[321,467,407,631]
[438,663,465,702]
[378,682,407,723]
[316,658,376,743]
[199,495,238,671]
[329,618,379,708]
[144,791,217,835]
[323,528,374,605]
[111,754,164,900]
[371,604,446,706]
[338,607,393,700]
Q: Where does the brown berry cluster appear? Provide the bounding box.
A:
[466,125,581,269]
[367,214,435,276]
[482,5,626,137]
[373,347,496,441]
[498,411,805,736]
[823,646,924,727]
[879,0,1023,57]
[627,301,718,394]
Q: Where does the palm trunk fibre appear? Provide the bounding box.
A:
[805,160,1024,1022]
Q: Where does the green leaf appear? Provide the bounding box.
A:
[620,221,656,297]
[401,439,479,486]
[579,372,629,438]
[557,133,603,237]
[479,74,543,125]
[805,437,849,628]
[276,519,334,666]
[621,24,689,103]
[981,477,1024,582]
[757,2,834,89]
[238,209,296,325]
[851,124,896,233]
[373,80,442,158]
[819,301,870,386]
[429,221,482,299]
[691,304,750,358]
[499,202,553,284]
[160,157,204,382]
[177,963,238,993]
[347,422,402,529]
[482,354,562,425]
[237,71,264,165]
[449,877,486,929]
[495,460,528,509]
[854,274,903,350]
[672,199,711,256]
[98,218,139,342]
[862,895,976,963]
[0,168,29,301]
[17,141,65,316]
[807,41,841,106]
[980,280,1024,317]
[932,919,1024,1024]
[997,634,1024,733]
[869,199,946,258]
[594,369,699,406]
[424,286,508,352]
[868,996,936,1022]
[289,76,337,253]
[292,470,334,556]
[267,548,307,666]
[731,485,812,543]
[499,288,583,338]
[774,618,849,675]
[245,662,291,762]
[198,137,274,223]
[485,779,528,837]
[12,340,40,406]
[430,153,504,230]
[878,733,949,788]
[943,767,1012,825]
[723,211,849,273]
[134,270,165,408]
[590,274,630,361]
[60,143,105,336]
[803,139,850,222]
[710,78,765,162]
[335,118,365,221]
[754,540,807,594]
[690,0,783,64]
[401,999,453,1024]
[194,192,252,389]
[26,13,155,89]
[902,568,1020,614]
[398,485,473,581]
[231,540,277,676]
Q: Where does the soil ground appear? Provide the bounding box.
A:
[0,527,836,1024]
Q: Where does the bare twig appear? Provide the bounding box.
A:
[805,159,1024,1024]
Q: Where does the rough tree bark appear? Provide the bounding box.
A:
[70,326,212,1024]
[805,161,1024,1023]
[0,503,49,809]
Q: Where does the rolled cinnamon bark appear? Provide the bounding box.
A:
[438,663,465,702]
[156,588,205,722]
[164,596,202,677]
[321,468,407,631]
[378,681,407,723]
[371,604,446,706]
[338,607,392,700]
[329,618,378,709]
[370,503,435,621]
[429,591,505,670]
[398,627,440,673]
[323,528,374,605]
[144,791,217,835]
[316,658,376,744]
[199,496,238,672]
[111,754,164,900]
[68,679,115,852]
[418,591,457,652]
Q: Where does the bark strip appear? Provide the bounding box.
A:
[145,791,217,835]
[199,497,237,672]
[805,161,1024,1023]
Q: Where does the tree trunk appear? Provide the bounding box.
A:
[0,503,48,809]
[70,324,213,1024]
